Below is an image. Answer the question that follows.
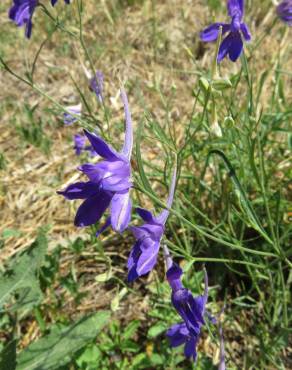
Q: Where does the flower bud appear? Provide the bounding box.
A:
[224,116,235,128]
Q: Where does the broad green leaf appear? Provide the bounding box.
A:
[147,322,168,338]
[0,228,48,312]
[16,311,110,370]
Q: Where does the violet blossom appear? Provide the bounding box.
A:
[277,1,292,26]
[73,134,95,157]
[63,103,82,125]
[9,0,38,38]
[200,0,251,62]
[127,168,177,282]
[58,89,133,233]
[9,0,70,38]
[164,246,210,361]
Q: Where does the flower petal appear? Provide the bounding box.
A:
[84,130,122,161]
[57,181,98,200]
[228,32,243,61]
[227,0,244,18]
[79,160,131,191]
[240,22,251,41]
[218,33,233,62]
[136,207,157,223]
[110,190,132,232]
[200,23,230,42]
[184,336,198,360]
[74,190,112,227]
[136,239,160,276]
[96,216,111,237]
[166,323,188,347]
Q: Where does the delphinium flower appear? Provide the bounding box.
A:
[164,246,210,361]
[277,1,292,26]
[63,103,82,125]
[200,0,251,62]
[9,0,70,38]
[58,89,133,233]
[9,0,39,38]
[127,168,177,282]
[73,134,95,157]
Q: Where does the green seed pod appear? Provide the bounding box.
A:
[199,77,210,94]
[212,78,232,90]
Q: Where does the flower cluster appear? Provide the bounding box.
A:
[57,80,224,362]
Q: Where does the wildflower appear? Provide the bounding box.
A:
[90,70,104,103]
[164,246,210,361]
[200,0,251,62]
[63,103,82,125]
[9,0,70,38]
[9,0,38,38]
[73,134,95,156]
[277,1,292,26]
[127,168,176,282]
[58,89,133,233]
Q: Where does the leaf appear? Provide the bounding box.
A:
[76,344,102,368]
[0,340,16,370]
[16,311,110,370]
[0,228,48,313]
[147,322,168,338]
[122,320,140,340]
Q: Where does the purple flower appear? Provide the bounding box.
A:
[277,1,292,26]
[127,168,177,282]
[90,71,104,103]
[63,103,82,125]
[167,322,199,361]
[164,246,210,361]
[58,89,133,233]
[73,134,95,157]
[8,0,70,38]
[9,0,39,38]
[200,0,251,62]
